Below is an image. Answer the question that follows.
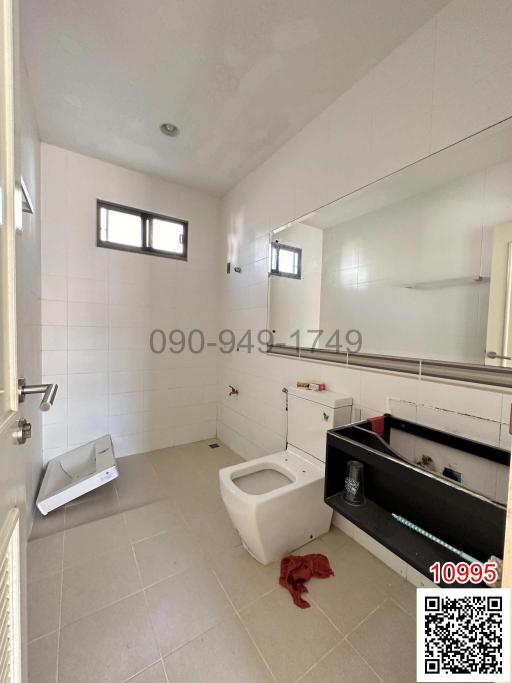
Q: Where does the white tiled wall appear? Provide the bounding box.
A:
[40,145,220,462]
[218,1,512,462]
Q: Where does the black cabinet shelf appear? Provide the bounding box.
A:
[325,416,506,586]
[327,493,469,586]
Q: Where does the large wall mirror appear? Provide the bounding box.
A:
[267,117,512,387]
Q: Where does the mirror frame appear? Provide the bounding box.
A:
[267,115,512,389]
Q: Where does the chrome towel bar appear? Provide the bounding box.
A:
[18,378,58,412]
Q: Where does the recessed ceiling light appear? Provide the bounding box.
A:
[160,122,180,137]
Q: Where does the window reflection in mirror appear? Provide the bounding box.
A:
[267,117,512,367]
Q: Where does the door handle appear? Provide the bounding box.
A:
[15,418,32,444]
[486,351,512,360]
[18,378,58,411]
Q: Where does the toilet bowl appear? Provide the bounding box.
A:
[219,387,353,564]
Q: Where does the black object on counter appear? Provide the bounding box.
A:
[343,460,365,505]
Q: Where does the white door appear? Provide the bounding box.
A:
[0,0,24,679]
[485,222,512,367]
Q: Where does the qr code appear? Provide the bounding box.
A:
[417,588,510,682]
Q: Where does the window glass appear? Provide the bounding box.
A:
[271,244,278,271]
[279,247,296,275]
[97,201,188,260]
[103,208,142,247]
[271,243,301,278]
[151,218,184,254]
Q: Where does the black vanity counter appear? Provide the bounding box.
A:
[325,415,508,586]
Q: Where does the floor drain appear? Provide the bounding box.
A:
[209,443,220,449]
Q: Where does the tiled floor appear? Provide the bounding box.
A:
[28,439,417,683]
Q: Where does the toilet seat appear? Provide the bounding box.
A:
[219,447,323,503]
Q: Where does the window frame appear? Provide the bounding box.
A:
[96,199,188,261]
[270,241,302,279]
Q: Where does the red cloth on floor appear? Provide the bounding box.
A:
[279,553,334,608]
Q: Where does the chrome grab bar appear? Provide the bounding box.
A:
[18,378,58,412]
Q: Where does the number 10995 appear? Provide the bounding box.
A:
[429,561,499,585]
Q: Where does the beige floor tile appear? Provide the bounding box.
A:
[30,508,65,540]
[65,480,117,507]
[337,539,403,591]
[389,578,417,618]
[64,487,120,529]
[61,545,142,626]
[153,461,199,494]
[299,640,381,683]
[27,532,63,583]
[163,615,273,683]
[114,454,167,506]
[128,661,167,682]
[115,471,167,511]
[240,587,341,683]
[63,513,128,568]
[194,446,243,480]
[145,567,233,655]
[292,537,332,556]
[124,498,183,542]
[58,592,159,683]
[348,599,416,683]
[28,573,61,641]
[173,475,224,519]
[149,446,197,475]
[304,544,388,636]
[211,545,279,610]
[28,631,58,683]
[319,527,352,552]
[185,507,241,554]
[134,527,204,587]
[116,452,158,478]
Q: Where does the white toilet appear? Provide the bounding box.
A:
[219,387,353,564]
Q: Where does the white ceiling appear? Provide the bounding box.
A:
[21,0,448,196]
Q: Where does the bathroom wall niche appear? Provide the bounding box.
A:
[267,116,512,387]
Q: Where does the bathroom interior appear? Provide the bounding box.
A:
[2,0,512,682]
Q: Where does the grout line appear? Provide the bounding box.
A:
[293,640,342,683]
[130,526,173,547]
[343,597,388,641]
[58,587,145,630]
[27,628,59,646]
[157,612,231,660]
[211,567,278,683]
[54,527,65,682]
[129,529,171,683]
[133,562,191,592]
[307,595,344,636]
[344,638,386,683]
[122,658,162,682]
[236,585,279,612]
[387,594,416,621]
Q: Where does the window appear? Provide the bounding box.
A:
[270,241,301,279]
[97,200,188,260]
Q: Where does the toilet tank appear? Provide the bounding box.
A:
[287,387,352,462]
